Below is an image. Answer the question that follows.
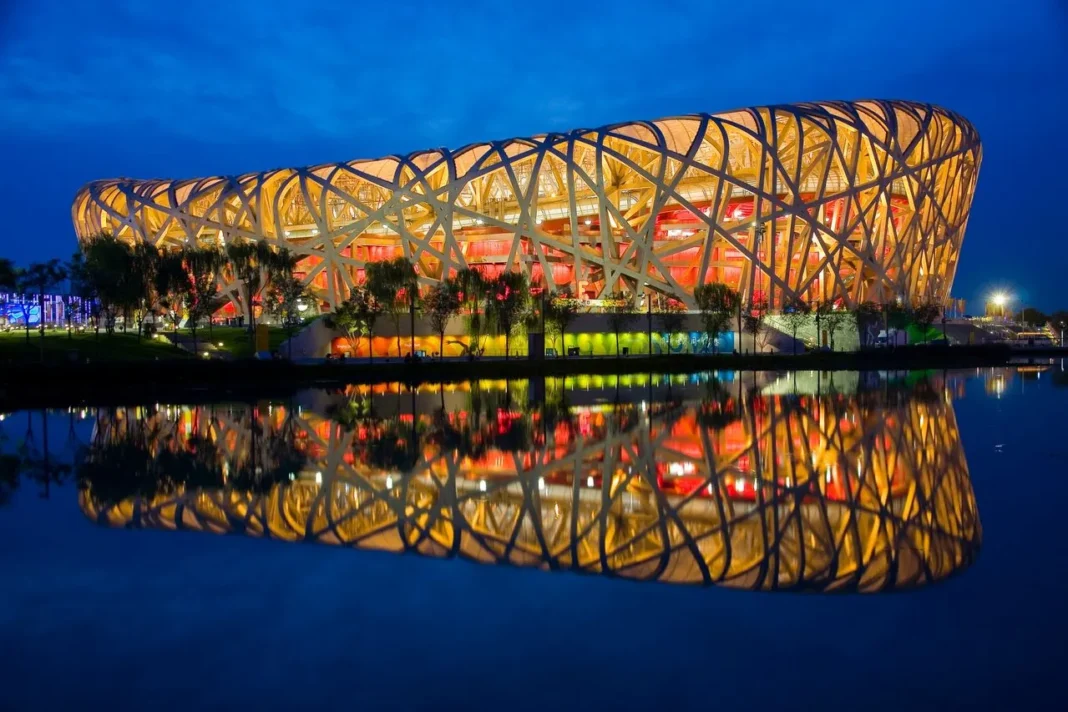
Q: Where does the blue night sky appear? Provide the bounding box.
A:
[0,0,1065,310]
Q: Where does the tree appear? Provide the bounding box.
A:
[779,299,811,355]
[267,273,308,359]
[66,252,95,339]
[544,289,579,356]
[182,247,224,357]
[486,271,528,360]
[0,258,15,291]
[453,267,488,356]
[366,257,418,357]
[18,259,67,359]
[225,240,292,338]
[130,242,161,341]
[606,292,637,358]
[658,299,687,355]
[912,301,942,345]
[332,296,364,357]
[742,299,768,353]
[853,301,882,348]
[82,233,138,336]
[154,251,188,341]
[815,301,850,351]
[423,281,461,358]
[693,283,740,354]
[1019,306,1048,328]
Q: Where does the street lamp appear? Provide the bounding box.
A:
[643,282,652,355]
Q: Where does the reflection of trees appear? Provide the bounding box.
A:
[698,377,742,429]
[353,417,423,473]
[0,452,20,506]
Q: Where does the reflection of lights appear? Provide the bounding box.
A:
[537,477,545,491]
[668,462,696,476]
[386,475,393,489]
[734,478,745,494]
[587,476,594,487]
[315,471,322,485]
[479,479,487,492]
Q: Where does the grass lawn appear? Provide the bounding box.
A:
[0,325,292,363]
[0,329,192,363]
[200,326,291,358]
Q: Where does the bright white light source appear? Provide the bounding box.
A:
[315,471,322,485]
[587,476,595,487]
[584,218,592,226]
[538,477,545,491]
[479,479,487,492]
[386,475,393,489]
[734,478,745,494]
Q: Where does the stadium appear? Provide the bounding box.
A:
[72,99,980,316]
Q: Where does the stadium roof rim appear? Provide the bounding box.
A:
[76,99,979,190]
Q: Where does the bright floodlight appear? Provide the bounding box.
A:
[991,293,1007,307]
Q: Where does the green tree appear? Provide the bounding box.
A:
[82,234,138,336]
[65,252,94,339]
[853,300,882,348]
[658,299,687,355]
[606,292,637,358]
[182,247,224,357]
[366,257,418,357]
[17,259,67,359]
[453,267,488,356]
[267,273,308,359]
[0,258,16,290]
[693,283,740,354]
[486,271,528,360]
[130,242,162,341]
[1019,306,1048,328]
[544,289,579,356]
[154,251,188,341]
[815,301,850,351]
[742,299,768,353]
[332,296,364,357]
[225,241,293,338]
[912,301,942,344]
[423,281,461,358]
[779,299,811,355]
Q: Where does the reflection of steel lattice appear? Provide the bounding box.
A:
[72,100,980,312]
[81,386,980,592]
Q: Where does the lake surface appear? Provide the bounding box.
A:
[1,364,1065,710]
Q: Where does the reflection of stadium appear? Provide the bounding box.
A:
[80,378,979,591]
[73,100,980,313]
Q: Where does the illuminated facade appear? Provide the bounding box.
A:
[73,100,980,314]
[80,376,980,591]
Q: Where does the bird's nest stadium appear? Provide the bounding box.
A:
[72,99,981,315]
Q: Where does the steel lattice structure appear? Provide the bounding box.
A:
[72,100,980,313]
[80,382,980,592]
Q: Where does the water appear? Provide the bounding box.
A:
[1,365,1065,710]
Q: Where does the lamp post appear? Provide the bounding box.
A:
[644,282,652,356]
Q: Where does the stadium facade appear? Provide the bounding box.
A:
[72,100,981,314]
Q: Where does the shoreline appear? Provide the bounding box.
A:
[1,344,1063,410]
